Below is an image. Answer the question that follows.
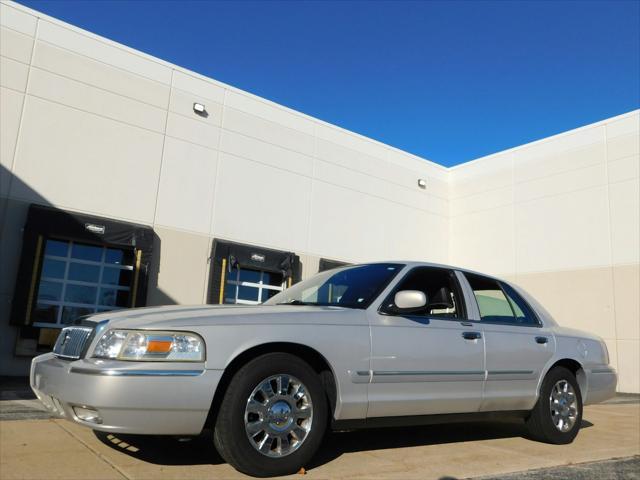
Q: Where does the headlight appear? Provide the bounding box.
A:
[92,330,205,361]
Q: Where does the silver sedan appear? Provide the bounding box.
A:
[31,262,617,477]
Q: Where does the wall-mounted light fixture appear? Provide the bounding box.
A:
[417,178,427,189]
[193,102,207,117]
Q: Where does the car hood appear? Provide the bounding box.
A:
[85,304,360,330]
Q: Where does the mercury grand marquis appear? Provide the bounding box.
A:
[31,262,617,477]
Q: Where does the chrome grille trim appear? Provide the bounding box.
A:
[53,326,94,360]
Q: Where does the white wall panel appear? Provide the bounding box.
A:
[609,178,640,265]
[154,137,217,234]
[32,41,170,109]
[166,112,220,150]
[10,96,164,223]
[515,186,611,273]
[223,107,314,156]
[0,87,23,196]
[225,90,315,136]
[172,70,225,104]
[0,26,33,63]
[169,88,223,128]
[0,2,37,36]
[212,152,311,252]
[0,55,28,92]
[219,129,313,177]
[27,67,167,133]
[37,20,172,84]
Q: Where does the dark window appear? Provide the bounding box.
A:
[382,267,464,318]
[265,263,403,309]
[465,273,538,326]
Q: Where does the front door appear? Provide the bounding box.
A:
[367,267,485,418]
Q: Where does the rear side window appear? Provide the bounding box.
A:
[465,273,539,326]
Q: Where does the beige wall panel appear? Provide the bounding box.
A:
[298,254,320,281]
[515,268,616,340]
[219,129,313,177]
[609,178,640,265]
[314,158,442,215]
[0,87,23,196]
[154,137,217,235]
[450,151,513,199]
[606,112,640,138]
[27,67,167,133]
[0,26,33,64]
[32,41,170,109]
[37,20,172,84]
[608,132,639,162]
[147,227,209,306]
[385,148,447,179]
[166,112,220,150]
[0,2,37,36]
[223,107,314,157]
[450,185,513,217]
[169,88,223,128]
[10,96,163,224]
[315,121,390,163]
[308,181,389,263]
[171,70,225,104]
[450,205,515,276]
[612,265,640,341]
[515,186,611,273]
[0,55,28,91]
[515,141,606,185]
[616,339,639,393]
[515,162,606,204]
[608,155,640,184]
[515,126,604,164]
[212,152,311,253]
[385,206,449,263]
[225,90,315,136]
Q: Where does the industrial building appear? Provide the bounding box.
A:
[1,1,638,392]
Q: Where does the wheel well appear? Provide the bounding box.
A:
[548,358,586,399]
[205,342,338,428]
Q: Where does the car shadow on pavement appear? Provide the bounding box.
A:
[93,419,594,470]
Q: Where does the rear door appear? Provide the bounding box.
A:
[461,273,556,412]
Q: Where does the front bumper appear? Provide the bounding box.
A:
[30,353,222,435]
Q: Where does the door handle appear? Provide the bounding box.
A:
[462,331,482,340]
[535,336,549,344]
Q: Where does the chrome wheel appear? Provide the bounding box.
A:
[549,379,578,432]
[244,374,313,458]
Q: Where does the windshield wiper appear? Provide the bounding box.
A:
[275,300,312,306]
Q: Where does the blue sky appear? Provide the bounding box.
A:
[17,0,640,166]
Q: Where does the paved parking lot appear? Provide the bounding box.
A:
[1,380,638,480]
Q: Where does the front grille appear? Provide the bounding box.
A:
[53,326,94,360]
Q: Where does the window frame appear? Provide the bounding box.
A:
[463,272,543,328]
[378,266,469,321]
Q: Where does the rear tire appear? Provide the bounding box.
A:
[213,353,328,477]
[526,366,583,444]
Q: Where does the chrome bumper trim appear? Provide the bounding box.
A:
[69,367,205,377]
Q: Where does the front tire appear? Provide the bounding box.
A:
[214,353,328,477]
[526,366,583,444]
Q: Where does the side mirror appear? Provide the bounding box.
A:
[391,290,427,313]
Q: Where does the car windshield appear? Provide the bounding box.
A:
[265,263,404,309]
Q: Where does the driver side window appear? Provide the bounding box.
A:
[385,267,463,318]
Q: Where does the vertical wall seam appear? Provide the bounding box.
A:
[150,68,173,229]
[202,88,227,303]
[305,124,318,254]
[603,124,621,375]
